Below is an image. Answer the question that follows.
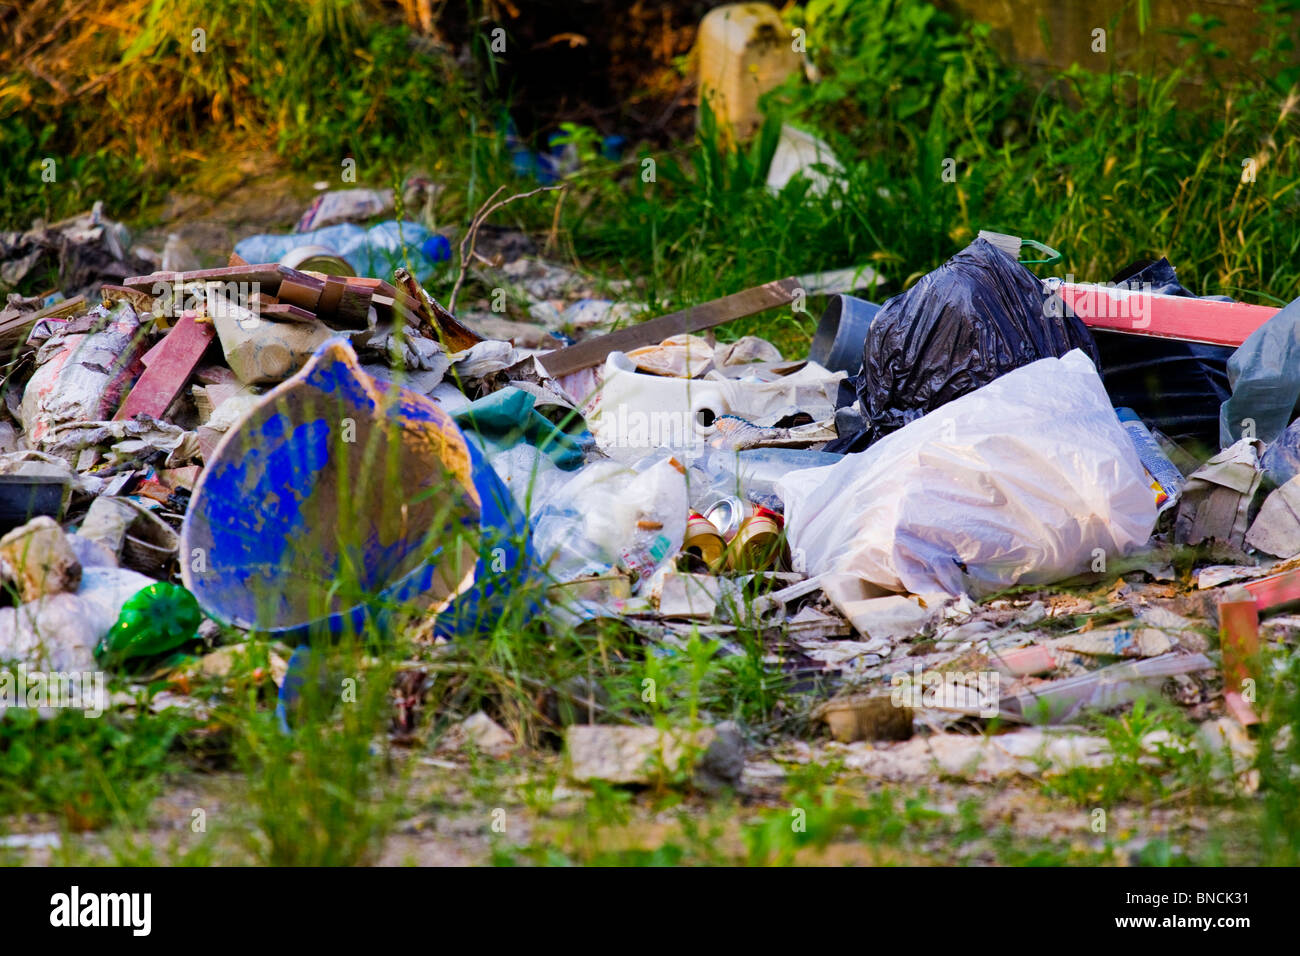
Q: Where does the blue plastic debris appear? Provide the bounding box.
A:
[503,115,626,184]
[180,338,537,643]
[234,221,445,282]
[421,234,452,264]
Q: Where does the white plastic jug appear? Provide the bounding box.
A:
[588,351,842,456]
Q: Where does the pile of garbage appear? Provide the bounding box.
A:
[2,200,1297,780]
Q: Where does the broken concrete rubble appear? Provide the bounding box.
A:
[438,711,517,758]
[0,515,81,603]
[565,722,744,790]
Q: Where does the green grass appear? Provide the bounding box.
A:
[0,701,196,831]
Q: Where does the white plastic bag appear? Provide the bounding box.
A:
[777,351,1156,598]
[532,453,688,586]
[486,443,569,517]
[0,565,155,672]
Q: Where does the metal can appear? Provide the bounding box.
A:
[726,507,786,572]
[702,496,753,542]
[683,510,727,571]
[279,245,357,277]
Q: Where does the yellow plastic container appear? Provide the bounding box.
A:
[697,3,802,143]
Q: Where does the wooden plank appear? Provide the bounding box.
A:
[371,294,423,327]
[345,276,420,309]
[317,279,372,330]
[537,277,802,378]
[29,294,87,322]
[1058,282,1280,348]
[0,313,37,352]
[0,294,88,351]
[260,303,320,325]
[138,333,169,368]
[113,312,217,421]
[123,264,283,294]
[276,276,323,312]
[394,268,483,354]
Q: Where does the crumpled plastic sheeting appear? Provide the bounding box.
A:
[353,325,448,378]
[452,386,585,470]
[42,417,201,470]
[1220,294,1300,448]
[778,351,1156,598]
[1262,417,1300,487]
[856,237,1098,446]
[452,339,519,380]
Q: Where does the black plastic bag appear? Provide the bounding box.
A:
[1092,258,1233,451]
[1093,335,1232,450]
[853,237,1099,446]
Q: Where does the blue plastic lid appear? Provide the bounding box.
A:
[421,234,452,263]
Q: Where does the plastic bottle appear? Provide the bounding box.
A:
[533,453,687,587]
[95,582,201,667]
[690,446,844,511]
[233,221,444,282]
[1116,407,1185,509]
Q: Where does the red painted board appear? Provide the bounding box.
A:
[1057,282,1280,348]
[114,312,216,421]
[1218,595,1262,727]
[137,334,169,368]
[1242,566,1300,611]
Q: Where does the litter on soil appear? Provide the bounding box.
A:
[1,194,1296,797]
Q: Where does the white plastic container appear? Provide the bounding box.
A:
[588,351,842,456]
